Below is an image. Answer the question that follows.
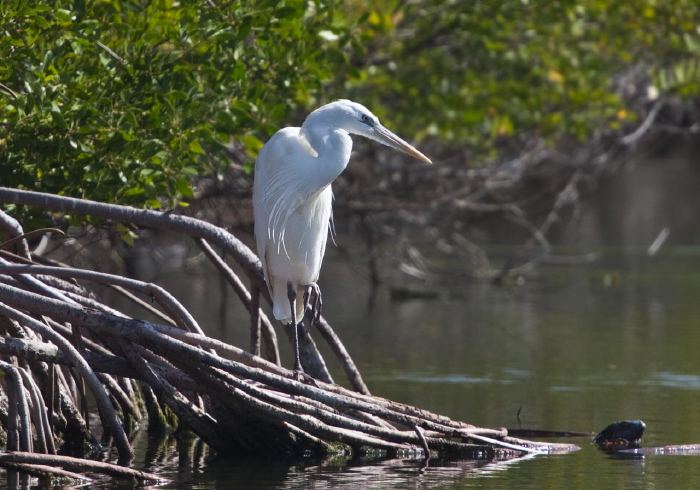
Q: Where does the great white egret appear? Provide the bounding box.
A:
[253,99,431,377]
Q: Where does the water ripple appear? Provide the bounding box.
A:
[640,372,700,390]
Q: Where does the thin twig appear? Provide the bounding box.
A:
[621,100,663,147]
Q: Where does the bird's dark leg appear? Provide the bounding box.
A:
[303,283,322,325]
[287,282,303,380]
[250,285,261,357]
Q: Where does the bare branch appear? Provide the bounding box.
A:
[0,452,165,483]
[0,264,202,334]
[0,209,30,259]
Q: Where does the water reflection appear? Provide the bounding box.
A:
[148,449,541,489]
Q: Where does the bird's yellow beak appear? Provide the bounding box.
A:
[375,125,432,163]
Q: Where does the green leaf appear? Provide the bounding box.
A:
[116,223,137,247]
[50,110,67,129]
[176,177,194,197]
[31,15,51,29]
[188,139,205,154]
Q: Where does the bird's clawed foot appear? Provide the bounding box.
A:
[303,283,322,325]
[293,367,320,387]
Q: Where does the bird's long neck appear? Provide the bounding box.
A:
[298,122,352,191]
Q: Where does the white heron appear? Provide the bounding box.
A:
[253,99,431,377]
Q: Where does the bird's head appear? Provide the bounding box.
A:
[306,100,432,163]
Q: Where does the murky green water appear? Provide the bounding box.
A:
[98,141,700,488]
[121,243,700,489]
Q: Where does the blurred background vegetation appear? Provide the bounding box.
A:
[351,0,700,152]
[1,0,699,227]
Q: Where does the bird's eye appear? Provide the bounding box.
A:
[361,114,371,124]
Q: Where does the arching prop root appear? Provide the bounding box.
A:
[0,189,579,473]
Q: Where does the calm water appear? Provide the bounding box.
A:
[123,245,700,489]
[80,140,700,487]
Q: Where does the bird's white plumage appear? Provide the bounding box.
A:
[253,99,431,324]
[253,127,334,322]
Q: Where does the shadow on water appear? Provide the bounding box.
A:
[89,138,700,488]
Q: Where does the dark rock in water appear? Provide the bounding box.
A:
[594,420,646,446]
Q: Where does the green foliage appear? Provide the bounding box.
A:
[0,0,353,221]
[347,0,700,154]
[1,0,698,230]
